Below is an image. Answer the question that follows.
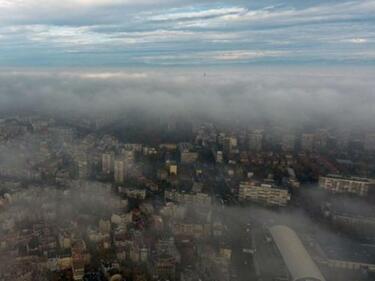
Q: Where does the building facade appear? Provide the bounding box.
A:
[238,181,290,207]
[319,174,374,196]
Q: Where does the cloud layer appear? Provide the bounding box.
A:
[0,68,374,129]
[0,0,374,66]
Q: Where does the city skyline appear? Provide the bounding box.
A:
[1,2,375,281]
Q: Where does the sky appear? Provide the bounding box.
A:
[0,0,374,66]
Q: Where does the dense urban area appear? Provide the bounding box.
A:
[1,114,375,281]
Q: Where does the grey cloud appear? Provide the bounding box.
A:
[0,68,374,129]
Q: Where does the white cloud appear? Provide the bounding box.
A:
[147,1,375,30]
[3,24,244,48]
[0,0,150,9]
[135,50,289,64]
[147,7,246,21]
[346,38,368,44]
[76,72,148,79]
[0,0,374,65]
[210,50,287,60]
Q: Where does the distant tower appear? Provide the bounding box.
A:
[364,133,375,151]
[102,153,114,174]
[114,160,125,184]
[301,133,315,152]
[78,160,89,179]
[248,130,264,151]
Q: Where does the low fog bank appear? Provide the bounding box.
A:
[1,181,374,281]
[0,67,374,130]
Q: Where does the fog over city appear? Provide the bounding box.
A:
[1,68,374,129]
[1,0,375,280]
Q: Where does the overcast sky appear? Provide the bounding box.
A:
[0,0,374,66]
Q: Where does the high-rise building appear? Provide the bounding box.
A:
[364,133,375,151]
[122,149,135,163]
[77,160,89,179]
[281,133,295,152]
[102,153,114,174]
[301,133,315,152]
[248,130,264,151]
[315,129,329,150]
[114,160,125,184]
[215,150,223,163]
[224,136,237,153]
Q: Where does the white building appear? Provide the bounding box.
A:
[319,174,374,196]
[238,181,290,207]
